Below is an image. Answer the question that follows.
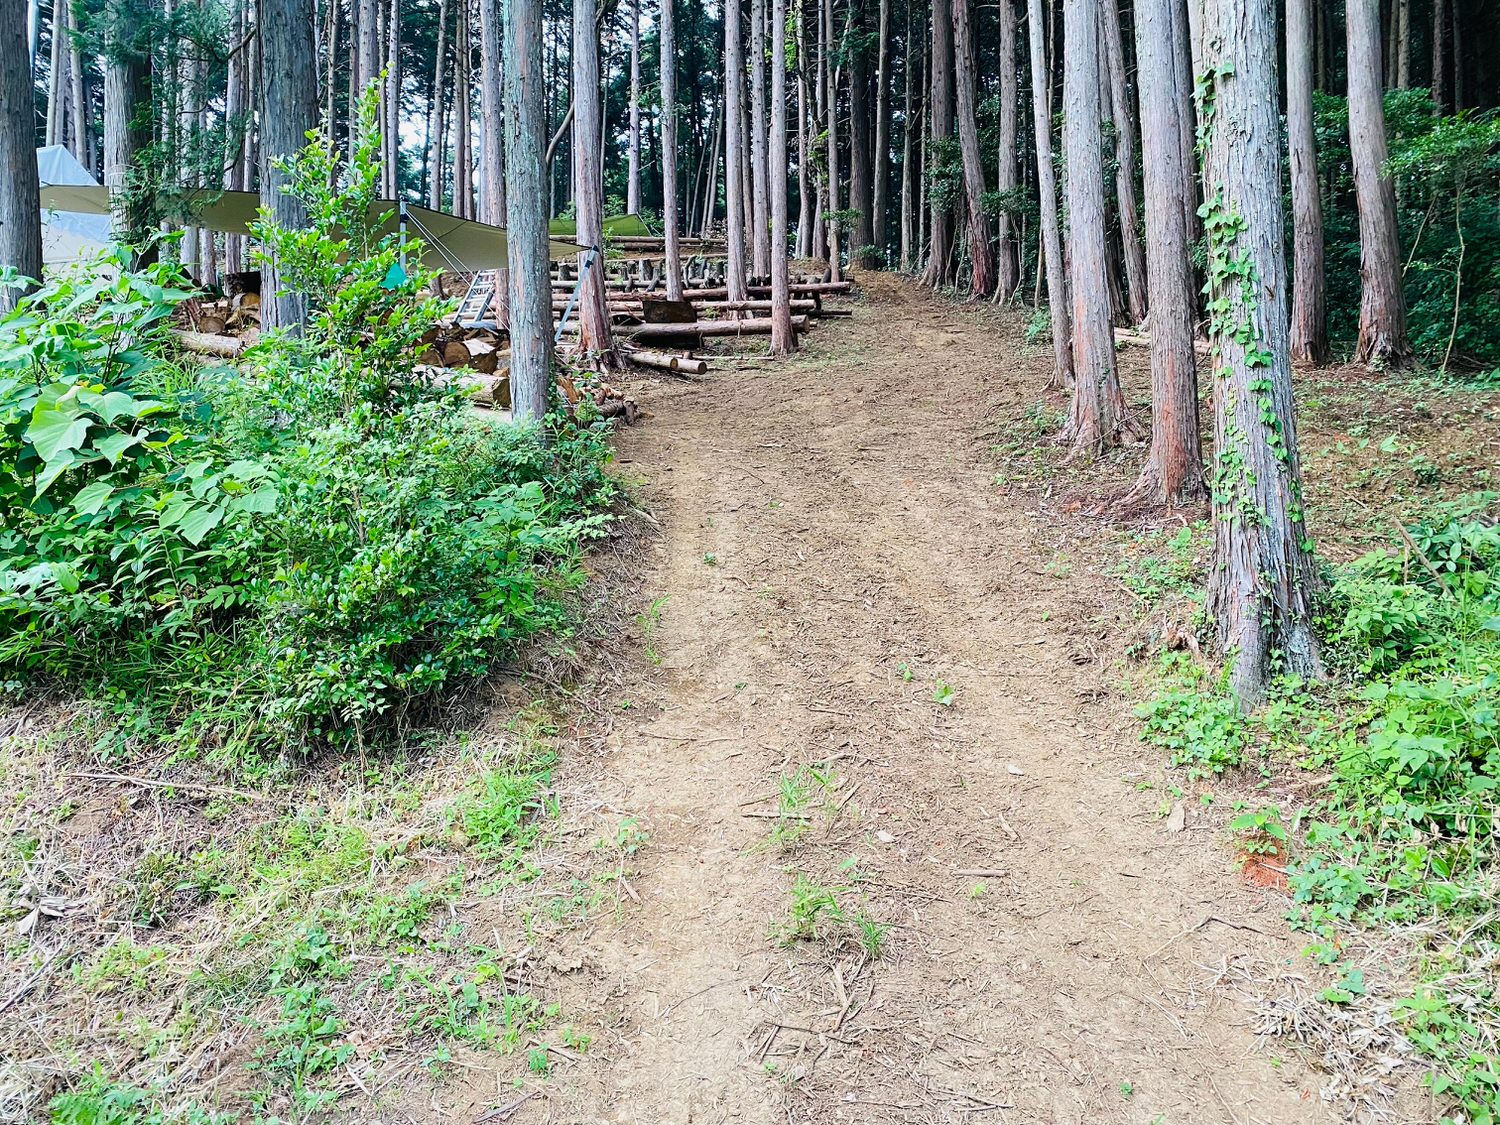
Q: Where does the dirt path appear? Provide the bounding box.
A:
[549,274,1333,1124]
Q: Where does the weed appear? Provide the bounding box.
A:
[932,680,956,707]
[773,872,890,958]
[453,750,557,861]
[637,595,670,665]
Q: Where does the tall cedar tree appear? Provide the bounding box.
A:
[994,0,1019,300]
[660,0,685,299]
[259,0,317,331]
[1286,0,1328,364]
[0,0,41,312]
[921,0,954,287]
[769,0,796,353]
[505,0,554,419]
[951,0,994,297]
[1346,0,1410,366]
[1201,0,1322,703]
[1127,0,1202,505]
[750,0,771,276]
[1027,0,1071,384]
[573,0,616,362]
[1061,0,1128,453]
[725,0,749,302]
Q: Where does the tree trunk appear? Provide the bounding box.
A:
[356,0,378,95]
[1286,0,1328,365]
[749,0,771,276]
[479,0,507,223]
[1101,0,1147,324]
[1395,0,1410,87]
[921,0,953,287]
[1129,0,1202,504]
[455,0,473,217]
[725,0,749,300]
[899,2,918,272]
[994,0,1018,299]
[45,0,63,147]
[660,0,684,299]
[951,0,993,297]
[628,0,642,214]
[505,0,554,420]
[1200,0,1321,705]
[872,0,891,256]
[573,0,616,361]
[769,0,796,353]
[795,0,812,258]
[428,0,450,209]
[1061,0,1127,454]
[811,0,827,262]
[102,0,152,254]
[822,0,842,282]
[1169,0,1197,242]
[225,0,249,272]
[1431,0,1448,112]
[385,0,401,196]
[1027,0,1071,385]
[1347,0,1409,367]
[847,0,874,266]
[260,0,318,332]
[1,0,41,311]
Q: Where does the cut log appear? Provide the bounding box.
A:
[196,315,228,334]
[442,341,473,367]
[173,330,246,358]
[624,315,807,342]
[626,348,709,375]
[640,297,699,323]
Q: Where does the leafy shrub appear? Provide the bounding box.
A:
[0,93,617,761]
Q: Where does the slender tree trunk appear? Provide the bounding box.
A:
[1347,0,1409,366]
[505,0,553,419]
[1061,0,1127,454]
[822,0,842,282]
[1395,0,1410,87]
[1027,0,1071,385]
[769,0,796,352]
[1287,0,1328,365]
[994,0,1018,299]
[872,0,891,257]
[323,0,339,147]
[627,0,642,213]
[1431,0,1448,112]
[660,0,684,299]
[385,0,400,195]
[573,0,616,360]
[749,0,771,276]
[428,0,450,209]
[725,0,749,299]
[1128,0,1202,505]
[1101,0,1147,324]
[260,0,318,331]
[1201,0,1321,705]
[700,100,723,234]
[224,0,248,272]
[45,0,62,146]
[479,0,507,223]
[899,2,918,272]
[455,0,473,217]
[846,0,874,265]
[66,0,86,166]
[1,0,42,311]
[951,0,993,297]
[795,0,812,258]
[1169,0,1197,241]
[102,0,152,254]
[811,0,827,262]
[921,0,953,286]
[356,0,378,102]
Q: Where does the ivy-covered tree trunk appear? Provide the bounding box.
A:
[259,0,317,332]
[1201,0,1322,705]
[0,0,41,312]
[1127,0,1202,505]
[1347,0,1410,368]
[1026,0,1071,385]
[1286,0,1328,365]
[769,0,796,354]
[1061,0,1126,452]
[951,0,993,298]
[505,0,554,419]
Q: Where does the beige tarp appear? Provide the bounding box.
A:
[34,185,581,270]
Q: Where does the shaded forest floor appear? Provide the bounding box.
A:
[7,272,1498,1123]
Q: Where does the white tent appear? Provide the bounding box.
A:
[36,146,112,267]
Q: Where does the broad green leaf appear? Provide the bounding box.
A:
[95,431,143,466]
[69,480,115,516]
[25,408,90,462]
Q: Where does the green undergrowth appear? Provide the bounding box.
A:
[1133,497,1500,1123]
[0,92,616,767]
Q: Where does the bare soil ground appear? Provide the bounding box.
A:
[459,272,1341,1124]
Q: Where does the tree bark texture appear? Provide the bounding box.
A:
[994,0,1019,299]
[1286,0,1328,365]
[725,0,749,300]
[479,0,507,224]
[572,0,615,360]
[1,0,42,310]
[1061,0,1127,453]
[1346,0,1409,367]
[1101,0,1147,324]
[627,0,642,214]
[951,0,993,297]
[505,0,555,419]
[921,0,953,287]
[1201,0,1322,704]
[769,0,796,353]
[1028,0,1070,383]
[660,0,685,299]
[872,0,891,255]
[259,0,318,332]
[822,0,842,281]
[427,0,451,209]
[1131,0,1202,504]
[749,0,771,277]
